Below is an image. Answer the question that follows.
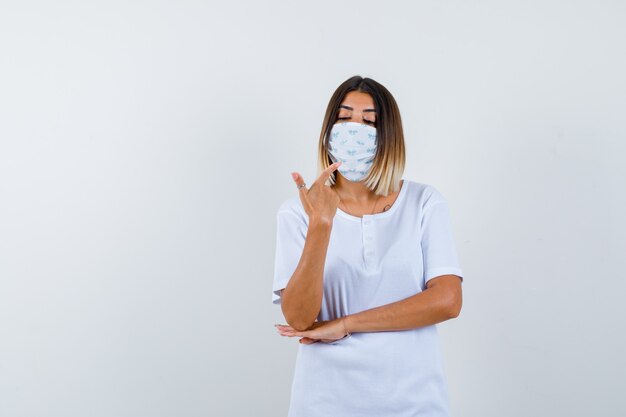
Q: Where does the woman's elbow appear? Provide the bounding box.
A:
[282,305,316,331]
[447,296,463,318]
[281,299,316,330]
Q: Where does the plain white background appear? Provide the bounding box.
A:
[1,1,625,416]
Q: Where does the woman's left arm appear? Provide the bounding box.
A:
[275,274,462,344]
[343,274,463,334]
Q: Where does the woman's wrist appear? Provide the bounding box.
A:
[341,316,352,337]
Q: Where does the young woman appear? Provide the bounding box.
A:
[272,75,464,416]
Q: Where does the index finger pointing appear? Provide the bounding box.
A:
[316,161,342,184]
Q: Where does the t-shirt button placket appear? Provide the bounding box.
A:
[362,217,374,266]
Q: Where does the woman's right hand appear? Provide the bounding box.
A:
[291,162,342,225]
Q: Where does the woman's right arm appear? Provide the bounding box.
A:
[280,162,341,331]
[280,218,333,331]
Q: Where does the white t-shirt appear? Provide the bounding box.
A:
[272,179,464,417]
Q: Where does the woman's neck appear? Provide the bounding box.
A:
[333,176,377,203]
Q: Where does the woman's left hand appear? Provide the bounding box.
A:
[275,318,350,345]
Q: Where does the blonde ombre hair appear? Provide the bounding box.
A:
[316,76,406,196]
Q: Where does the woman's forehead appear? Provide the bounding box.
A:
[340,91,375,111]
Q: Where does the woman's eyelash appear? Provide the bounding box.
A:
[338,117,376,124]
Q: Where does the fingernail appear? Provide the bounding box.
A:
[291,173,297,180]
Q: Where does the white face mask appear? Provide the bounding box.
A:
[328,121,377,182]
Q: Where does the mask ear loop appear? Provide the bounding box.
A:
[326,135,337,185]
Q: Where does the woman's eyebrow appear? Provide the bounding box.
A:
[339,105,376,112]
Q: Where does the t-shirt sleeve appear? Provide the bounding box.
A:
[421,197,464,288]
[272,210,308,305]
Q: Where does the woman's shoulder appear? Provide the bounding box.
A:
[403,179,448,211]
[276,195,308,223]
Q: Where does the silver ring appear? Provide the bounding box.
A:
[297,183,306,189]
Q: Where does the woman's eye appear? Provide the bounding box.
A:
[337,116,375,125]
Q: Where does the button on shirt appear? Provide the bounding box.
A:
[272,179,464,417]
